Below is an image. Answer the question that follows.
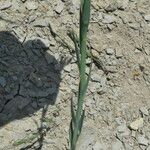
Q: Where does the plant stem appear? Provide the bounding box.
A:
[69,0,91,150]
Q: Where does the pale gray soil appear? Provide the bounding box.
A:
[0,0,150,150]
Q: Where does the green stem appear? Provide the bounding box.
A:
[69,0,91,150]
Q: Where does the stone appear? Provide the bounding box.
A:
[105,48,115,55]
[129,118,144,130]
[71,0,80,9]
[144,14,150,22]
[92,142,107,150]
[105,2,118,12]
[55,0,64,14]
[115,48,123,58]
[33,18,49,27]
[28,15,37,23]
[117,124,130,136]
[0,76,6,87]
[131,130,136,138]
[97,13,103,21]
[102,14,116,24]
[105,66,117,73]
[91,73,102,82]
[112,140,125,150]
[68,0,80,14]
[140,107,149,116]
[117,0,129,10]
[26,1,38,10]
[128,23,140,30]
[0,2,12,10]
[36,37,51,48]
[45,51,55,64]
[137,135,149,146]
[64,64,72,72]
[115,117,126,125]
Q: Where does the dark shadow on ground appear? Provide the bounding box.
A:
[0,31,68,149]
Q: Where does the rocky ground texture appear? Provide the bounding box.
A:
[0,0,150,150]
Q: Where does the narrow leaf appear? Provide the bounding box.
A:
[68,30,81,70]
[78,110,85,137]
[69,120,74,148]
[81,0,91,26]
[71,97,76,124]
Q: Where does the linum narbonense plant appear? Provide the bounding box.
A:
[68,0,91,150]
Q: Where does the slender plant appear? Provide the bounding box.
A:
[69,0,91,150]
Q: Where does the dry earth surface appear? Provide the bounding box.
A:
[0,0,150,150]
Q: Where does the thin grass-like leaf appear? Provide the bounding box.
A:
[71,98,76,124]
[69,120,74,148]
[81,0,91,26]
[69,0,91,149]
[68,30,81,70]
[78,109,85,136]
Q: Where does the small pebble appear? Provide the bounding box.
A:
[105,2,118,12]
[115,117,126,125]
[0,2,12,10]
[64,64,72,72]
[137,135,149,146]
[36,37,51,48]
[115,48,123,58]
[26,1,38,10]
[144,14,150,22]
[33,18,49,27]
[117,0,129,10]
[129,118,144,130]
[106,48,115,55]
[55,0,64,14]
[131,130,136,138]
[117,124,130,136]
[102,14,116,24]
[91,73,103,82]
[140,107,149,116]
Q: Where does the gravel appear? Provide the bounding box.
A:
[0,0,150,149]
